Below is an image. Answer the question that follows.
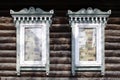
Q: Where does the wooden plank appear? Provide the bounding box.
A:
[105,30,120,36]
[50,32,71,38]
[0,23,15,30]
[0,30,16,37]
[50,64,71,71]
[0,71,120,77]
[105,42,120,50]
[50,25,70,32]
[1,77,120,80]
[50,44,71,50]
[106,24,120,30]
[50,57,71,64]
[52,17,68,24]
[108,17,120,24]
[0,17,13,23]
[0,71,16,76]
[106,64,120,71]
[0,63,15,70]
[0,37,16,43]
[105,57,120,63]
[0,57,16,63]
[105,36,120,42]
[0,43,16,50]
[0,50,16,57]
[50,38,70,44]
[50,51,71,57]
[105,50,120,57]
[105,71,120,77]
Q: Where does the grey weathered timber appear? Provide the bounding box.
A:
[10,7,54,76]
[68,7,111,75]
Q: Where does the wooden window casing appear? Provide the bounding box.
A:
[68,7,111,75]
[10,7,54,75]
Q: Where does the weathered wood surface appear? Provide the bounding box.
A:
[1,77,120,80]
[50,51,71,57]
[0,17,120,78]
[105,50,120,57]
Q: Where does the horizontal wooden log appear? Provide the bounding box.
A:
[105,30,120,36]
[0,30,16,37]
[0,50,16,57]
[0,17,13,23]
[105,42,120,50]
[105,36,120,42]
[50,64,71,71]
[105,71,120,77]
[1,55,71,64]
[2,77,120,80]
[0,37,16,43]
[0,71,16,76]
[105,50,120,57]
[0,71,120,77]
[52,17,68,24]
[106,64,120,71]
[0,57,16,63]
[50,57,71,64]
[0,23,15,30]
[50,32,71,38]
[106,24,120,30]
[0,63,15,70]
[50,38,70,44]
[0,43,16,50]
[50,44,71,50]
[76,72,101,77]
[76,71,120,77]
[108,18,120,24]
[105,57,120,63]
[50,51,71,57]
[50,24,70,32]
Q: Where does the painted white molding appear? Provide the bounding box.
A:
[10,7,54,76]
[68,7,111,76]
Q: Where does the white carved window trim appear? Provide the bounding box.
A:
[20,23,47,67]
[68,7,111,76]
[10,7,54,75]
[75,24,102,67]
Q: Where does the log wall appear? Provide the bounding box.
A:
[0,16,120,80]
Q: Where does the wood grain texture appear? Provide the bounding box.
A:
[105,30,120,36]
[50,51,71,57]
[108,18,120,24]
[105,42,120,50]
[50,44,71,50]
[0,30,16,37]
[105,36,120,42]
[50,32,71,38]
[0,43,16,50]
[105,50,120,57]
[50,38,70,44]
[106,24,120,30]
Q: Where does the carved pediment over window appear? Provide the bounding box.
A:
[68,7,111,23]
[10,7,54,23]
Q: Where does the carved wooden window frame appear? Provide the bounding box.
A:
[68,7,111,75]
[10,7,54,75]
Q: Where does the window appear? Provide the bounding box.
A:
[10,7,54,75]
[68,7,111,75]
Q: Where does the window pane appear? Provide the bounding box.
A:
[25,27,42,61]
[79,28,96,61]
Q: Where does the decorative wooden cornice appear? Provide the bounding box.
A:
[10,7,54,15]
